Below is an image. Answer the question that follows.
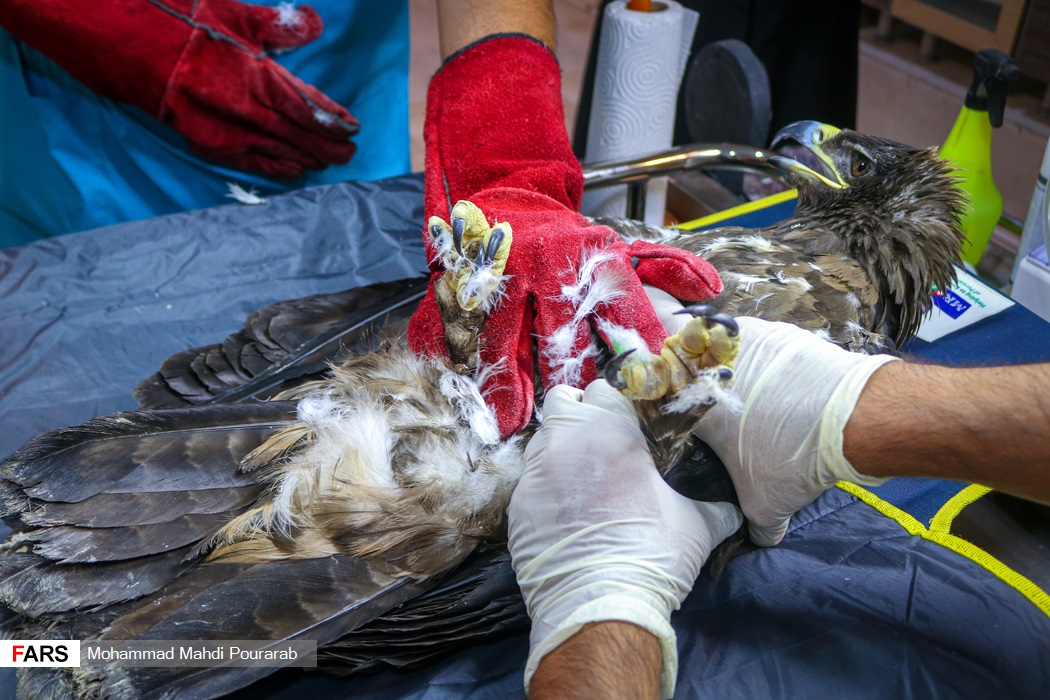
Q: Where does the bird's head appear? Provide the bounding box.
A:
[769,121,963,229]
[769,120,968,342]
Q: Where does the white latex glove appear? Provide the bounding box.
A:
[693,316,897,547]
[645,285,693,336]
[508,380,743,698]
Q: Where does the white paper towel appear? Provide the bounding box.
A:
[580,0,698,225]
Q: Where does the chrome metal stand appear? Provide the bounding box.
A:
[580,143,788,220]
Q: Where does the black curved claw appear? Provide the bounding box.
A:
[452,216,466,256]
[709,312,739,337]
[484,227,505,265]
[603,349,636,390]
[675,304,739,337]
[675,303,717,317]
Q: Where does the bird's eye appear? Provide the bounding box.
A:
[851,157,871,177]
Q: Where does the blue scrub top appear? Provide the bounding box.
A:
[0,1,411,248]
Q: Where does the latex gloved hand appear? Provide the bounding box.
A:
[693,316,897,546]
[407,36,723,438]
[508,380,742,698]
[0,0,358,178]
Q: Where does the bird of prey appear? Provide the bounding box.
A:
[0,199,739,699]
[602,120,965,353]
[0,121,965,699]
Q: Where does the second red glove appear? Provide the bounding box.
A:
[0,0,358,178]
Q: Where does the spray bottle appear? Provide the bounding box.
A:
[938,49,1019,267]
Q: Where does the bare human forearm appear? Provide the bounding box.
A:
[844,361,1050,504]
[530,622,663,700]
[436,0,556,58]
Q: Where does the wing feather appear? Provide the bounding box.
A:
[2,404,295,505]
[134,278,428,409]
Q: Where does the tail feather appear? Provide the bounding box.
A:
[0,546,199,617]
[12,513,241,564]
[99,561,257,641]
[2,403,296,507]
[319,546,527,673]
[0,403,300,617]
[79,555,445,700]
[15,667,75,700]
[21,487,263,528]
[205,344,250,387]
[222,332,271,378]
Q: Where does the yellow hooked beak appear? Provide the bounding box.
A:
[768,120,847,189]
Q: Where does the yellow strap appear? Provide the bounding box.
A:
[679,189,798,231]
[930,483,991,533]
[836,481,1050,617]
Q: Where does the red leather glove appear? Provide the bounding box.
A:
[408,36,723,438]
[0,0,357,178]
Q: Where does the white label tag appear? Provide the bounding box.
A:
[916,267,1014,342]
[0,641,80,667]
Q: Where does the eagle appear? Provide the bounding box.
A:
[0,122,964,699]
[602,120,965,354]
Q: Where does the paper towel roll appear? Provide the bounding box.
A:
[580,0,698,225]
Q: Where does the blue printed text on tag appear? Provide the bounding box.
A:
[933,289,971,319]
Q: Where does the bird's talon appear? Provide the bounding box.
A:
[676,303,717,317]
[485,227,505,265]
[709,312,739,337]
[613,311,740,405]
[604,349,637,390]
[452,216,466,256]
[674,305,738,336]
[432,201,514,314]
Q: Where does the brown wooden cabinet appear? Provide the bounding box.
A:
[889,0,1028,53]
[1015,0,1050,87]
[886,0,1050,109]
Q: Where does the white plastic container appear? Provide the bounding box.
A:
[1011,135,1050,284]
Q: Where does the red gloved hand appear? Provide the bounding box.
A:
[0,0,357,178]
[408,36,723,438]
